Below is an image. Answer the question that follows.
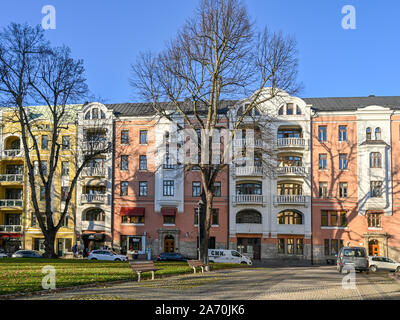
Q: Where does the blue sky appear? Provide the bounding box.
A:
[1,0,399,103]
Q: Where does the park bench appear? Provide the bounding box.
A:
[129,261,160,282]
[187,260,206,274]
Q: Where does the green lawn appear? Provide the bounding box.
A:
[0,258,249,295]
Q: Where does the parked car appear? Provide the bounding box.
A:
[88,250,128,261]
[208,249,253,265]
[12,250,43,258]
[369,256,400,273]
[156,253,188,262]
[0,249,8,258]
[337,246,369,273]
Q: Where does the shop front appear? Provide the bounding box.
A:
[0,233,21,254]
[81,232,106,256]
[120,235,146,257]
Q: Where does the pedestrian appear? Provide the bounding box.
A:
[72,243,78,258]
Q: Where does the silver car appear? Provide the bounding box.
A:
[369,256,400,273]
[337,246,369,273]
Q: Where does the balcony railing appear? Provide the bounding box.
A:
[235,166,263,176]
[0,199,23,207]
[233,139,264,148]
[3,149,23,157]
[233,194,265,205]
[276,166,307,176]
[276,138,306,148]
[81,167,106,177]
[81,194,106,204]
[0,174,23,182]
[82,141,109,151]
[0,225,22,232]
[274,195,309,206]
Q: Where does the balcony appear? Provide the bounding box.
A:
[0,199,23,208]
[235,166,263,177]
[80,220,106,231]
[0,174,23,183]
[273,195,309,207]
[276,166,307,176]
[235,223,263,234]
[276,138,307,149]
[0,225,22,233]
[233,194,265,206]
[82,141,109,152]
[81,167,106,177]
[3,149,23,157]
[233,139,264,148]
[81,194,106,204]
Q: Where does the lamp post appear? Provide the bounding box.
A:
[197,199,203,260]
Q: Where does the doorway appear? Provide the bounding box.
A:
[369,239,380,256]
[164,235,175,253]
[237,238,261,260]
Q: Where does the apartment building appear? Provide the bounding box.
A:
[112,104,229,259]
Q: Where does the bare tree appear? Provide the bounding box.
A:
[131,0,300,264]
[0,23,110,258]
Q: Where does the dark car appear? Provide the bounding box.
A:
[156,253,187,262]
[337,246,369,273]
[12,250,43,258]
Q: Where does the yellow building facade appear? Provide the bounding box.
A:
[0,106,80,256]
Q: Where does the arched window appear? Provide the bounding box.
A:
[277,210,303,224]
[370,152,382,168]
[366,127,371,140]
[375,127,381,140]
[236,210,262,224]
[100,110,106,119]
[277,182,302,195]
[83,209,105,221]
[236,183,262,195]
[296,105,302,115]
[85,111,90,120]
[278,105,284,115]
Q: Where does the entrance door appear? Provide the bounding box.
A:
[237,238,261,260]
[369,239,380,256]
[164,235,175,253]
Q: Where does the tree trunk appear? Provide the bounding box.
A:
[200,190,213,265]
[43,230,57,258]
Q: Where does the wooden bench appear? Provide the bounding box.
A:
[129,261,160,282]
[187,260,206,274]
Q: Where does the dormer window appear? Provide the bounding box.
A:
[286,103,294,115]
[296,105,302,115]
[278,105,284,115]
[85,111,90,120]
[92,108,99,119]
[278,103,301,116]
[375,127,381,140]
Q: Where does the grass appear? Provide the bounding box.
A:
[0,258,249,296]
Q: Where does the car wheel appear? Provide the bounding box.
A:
[115,258,121,261]
[396,266,400,273]
[241,261,247,264]
[369,265,377,273]
[91,258,97,260]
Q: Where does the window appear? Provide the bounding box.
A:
[163,180,174,196]
[61,162,69,176]
[213,182,221,197]
[370,152,382,168]
[140,130,148,144]
[61,186,68,201]
[366,127,372,140]
[368,212,382,228]
[277,210,302,224]
[287,238,294,254]
[324,239,330,255]
[212,209,219,225]
[121,130,129,145]
[92,108,99,119]
[41,135,48,149]
[318,126,327,142]
[278,239,285,253]
[192,182,201,197]
[296,239,304,255]
[236,210,262,224]
[83,209,105,221]
[319,182,328,198]
[40,186,45,201]
[163,215,175,225]
[139,155,147,170]
[339,182,348,198]
[41,162,48,176]
[277,183,302,195]
[62,136,70,150]
[236,183,262,195]
[296,105,302,115]
[286,103,293,115]
[139,181,148,196]
[370,181,383,197]
[122,215,145,224]
[375,127,381,140]
[340,211,348,227]
[319,154,327,169]
[120,181,128,196]
[330,212,338,226]
[324,239,344,256]
[278,106,284,115]
[121,155,129,171]
[339,154,348,170]
[321,211,328,226]
[338,126,347,141]
[331,239,339,255]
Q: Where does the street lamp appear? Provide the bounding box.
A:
[197,199,204,260]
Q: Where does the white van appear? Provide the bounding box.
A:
[208,249,252,265]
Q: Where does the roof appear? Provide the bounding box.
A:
[303,96,400,112]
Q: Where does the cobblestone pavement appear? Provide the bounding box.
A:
[16,266,400,300]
